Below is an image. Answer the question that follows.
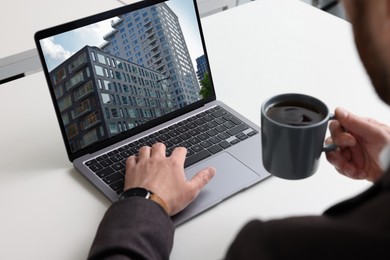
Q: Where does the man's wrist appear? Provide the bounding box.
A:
[119,187,169,214]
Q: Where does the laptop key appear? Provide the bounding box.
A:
[188,129,200,136]
[96,167,115,178]
[100,158,113,168]
[211,108,227,118]
[184,150,212,168]
[236,133,249,141]
[186,149,195,157]
[227,124,249,136]
[208,145,223,154]
[96,154,108,161]
[103,172,124,185]
[170,137,182,144]
[86,159,98,167]
[120,150,132,158]
[88,163,103,172]
[191,144,203,153]
[110,154,123,163]
[218,140,232,149]
[209,136,221,144]
[112,162,124,171]
[177,126,188,133]
[189,137,201,145]
[179,132,191,140]
[231,139,241,145]
[223,114,242,125]
[197,133,209,141]
[201,140,213,148]
[223,121,235,129]
[110,180,124,194]
[107,150,119,156]
[247,130,259,136]
[217,132,230,140]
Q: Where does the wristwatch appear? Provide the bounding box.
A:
[118,187,169,214]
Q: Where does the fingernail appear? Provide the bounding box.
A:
[337,107,349,119]
[208,167,216,177]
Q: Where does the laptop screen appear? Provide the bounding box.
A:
[35,0,214,160]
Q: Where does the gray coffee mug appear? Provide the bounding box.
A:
[261,93,336,180]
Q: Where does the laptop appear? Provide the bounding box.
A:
[34,0,270,225]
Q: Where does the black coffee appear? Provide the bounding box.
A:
[266,101,325,126]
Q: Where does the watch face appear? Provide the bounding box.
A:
[132,188,149,197]
[120,187,150,200]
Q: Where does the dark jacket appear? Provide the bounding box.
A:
[89,171,390,259]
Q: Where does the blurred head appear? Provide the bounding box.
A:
[342,0,390,104]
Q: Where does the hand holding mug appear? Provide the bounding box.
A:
[325,107,390,182]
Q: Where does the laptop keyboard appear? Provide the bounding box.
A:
[85,106,258,194]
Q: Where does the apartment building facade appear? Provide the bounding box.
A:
[50,46,173,153]
[101,3,201,109]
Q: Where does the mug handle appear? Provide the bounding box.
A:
[323,114,338,153]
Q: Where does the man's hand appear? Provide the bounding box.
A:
[326,107,390,182]
[124,143,216,216]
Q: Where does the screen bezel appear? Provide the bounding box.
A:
[34,0,216,162]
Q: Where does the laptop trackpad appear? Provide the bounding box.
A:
[185,152,260,207]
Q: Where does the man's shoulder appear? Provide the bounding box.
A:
[324,171,390,216]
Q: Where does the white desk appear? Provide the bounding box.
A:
[0,0,388,259]
[0,0,122,59]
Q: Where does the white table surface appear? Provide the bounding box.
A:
[1,0,388,259]
[0,0,122,59]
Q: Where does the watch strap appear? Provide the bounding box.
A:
[119,187,169,214]
[149,193,169,214]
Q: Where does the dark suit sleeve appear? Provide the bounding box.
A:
[88,197,174,260]
[225,216,383,260]
[225,177,390,260]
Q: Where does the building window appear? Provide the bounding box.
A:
[103,80,111,91]
[65,71,84,91]
[127,108,138,118]
[81,112,100,130]
[115,71,122,80]
[105,107,110,119]
[95,65,104,77]
[68,53,87,73]
[101,93,111,104]
[86,67,90,78]
[66,123,78,139]
[53,68,66,85]
[98,79,103,90]
[109,123,118,134]
[97,53,106,64]
[74,81,93,101]
[91,51,96,61]
[128,122,135,129]
[122,96,128,105]
[54,85,63,99]
[61,112,69,126]
[82,129,98,148]
[155,109,162,117]
[58,95,72,112]
[111,108,119,118]
[71,99,91,119]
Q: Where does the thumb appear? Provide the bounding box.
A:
[335,107,378,138]
[188,167,216,197]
